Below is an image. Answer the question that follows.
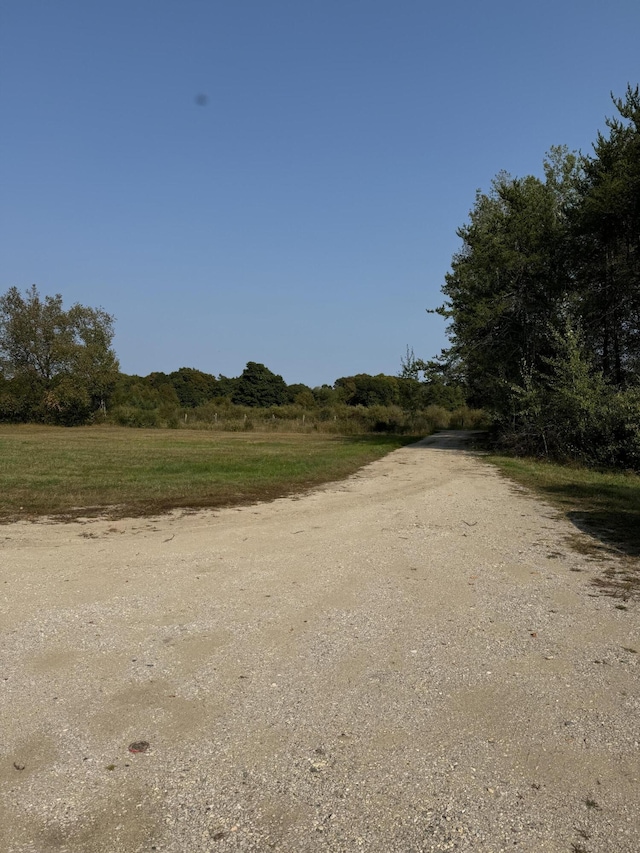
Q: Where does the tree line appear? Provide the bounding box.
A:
[0,286,466,431]
[438,85,640,469]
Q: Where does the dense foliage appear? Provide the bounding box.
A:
[232,361,289,407]
[439,86,640,469]
[0,285,119,425]
[105,363,474,434]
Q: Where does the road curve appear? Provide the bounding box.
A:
[1,431,638,852]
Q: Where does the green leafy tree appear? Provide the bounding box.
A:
[398,347,465,410]
[168,367,218,408]
[0,285,119,424]
[296,391,316,408]
[232,362,288,407]
[419,359,466,409]
[214,374,239,399]
[111,374,180,410]
[334,374,400,407]
[287,382,314,404]
[312,384,339,405]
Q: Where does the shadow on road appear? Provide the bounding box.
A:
[566,510,640,601]
[408,430,487,451]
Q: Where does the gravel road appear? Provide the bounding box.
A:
[1,431,638,852]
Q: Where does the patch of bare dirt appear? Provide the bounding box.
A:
[1,432,638,852]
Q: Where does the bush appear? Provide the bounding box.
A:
[448,406,490,430]
[422,405,451,430]
[110,406,161,428]
[362,404,407,433]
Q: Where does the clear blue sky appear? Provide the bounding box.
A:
[1,1,639,387]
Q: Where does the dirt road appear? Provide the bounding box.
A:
[1,432,638,852]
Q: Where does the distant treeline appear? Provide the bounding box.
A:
[0,285,480,434]
[439,85,640,469]
[112,360,464,414]
[108,360,482,434]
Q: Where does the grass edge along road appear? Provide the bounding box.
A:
[487,453,640,598]
[0,425,420,522]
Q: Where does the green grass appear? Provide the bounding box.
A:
[487,454,640,599]
[0,424,420,521]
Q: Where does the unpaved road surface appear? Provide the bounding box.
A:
[1,432,638,852]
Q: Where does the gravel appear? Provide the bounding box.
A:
[0,430,638,852]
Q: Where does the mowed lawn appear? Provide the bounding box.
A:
[0,425,418,521]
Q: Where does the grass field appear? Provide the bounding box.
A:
[488,454,640,598]
[0,425,420,521]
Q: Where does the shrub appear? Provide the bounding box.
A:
[110,406,160,428]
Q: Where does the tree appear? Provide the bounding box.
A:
[286,382,314,404]
[398,347,465,410]
[214,374,239,399]
[312,384,339,406]
[439,164,572,416]
[436,87,640,467]
[398,346,427,380]
[232,362,288,407]
[334,374,400,407]
[570,86,640,386]
[0,285,119,424]
[168,367,217,407]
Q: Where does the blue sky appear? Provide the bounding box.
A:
[1,1,639,387]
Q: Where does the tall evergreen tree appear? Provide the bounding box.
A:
[570,85,640,386]
[440,167,570,416]
[438,88,640,466]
